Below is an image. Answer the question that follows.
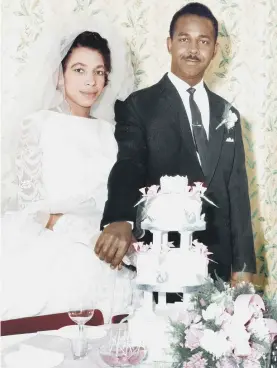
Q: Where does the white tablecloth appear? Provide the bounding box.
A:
[1,326,173,368]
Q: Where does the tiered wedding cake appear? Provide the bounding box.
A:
[126,176,215,363]
[134,175,213,299]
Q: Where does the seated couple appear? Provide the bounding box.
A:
[1,3,256,322]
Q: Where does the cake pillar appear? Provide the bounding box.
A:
[152,230,163,252]
[141,290,155,313]
[162,232,168,247]
[179,232,192,251]
[157,292,167,309]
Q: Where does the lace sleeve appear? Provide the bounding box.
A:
[16,113,46,210]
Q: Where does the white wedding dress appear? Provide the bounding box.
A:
[1,110,133,322]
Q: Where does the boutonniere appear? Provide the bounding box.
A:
[216,104,238,131]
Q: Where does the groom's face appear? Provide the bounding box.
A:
[167,14,218,85]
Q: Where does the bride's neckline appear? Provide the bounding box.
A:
[50,105,96,120]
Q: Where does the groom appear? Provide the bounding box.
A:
[95,2,256,285]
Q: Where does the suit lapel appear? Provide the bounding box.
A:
[160,75,202,173]
[205,85,226,186]
[156,76,226,183]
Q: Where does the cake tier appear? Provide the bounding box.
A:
[142,192,205,232]
[135,248,208,291]
[141,219,206,233]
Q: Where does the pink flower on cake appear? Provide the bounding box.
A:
[136,185,160,206]
[183,352,207,368]
[132,241,151,253]
[193,182,207,194]
[192,240,213,263]
[139,185,160,196]
[147,185,160,196]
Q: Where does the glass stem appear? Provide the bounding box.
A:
[79,323,84,338]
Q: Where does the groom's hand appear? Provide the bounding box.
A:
[95,222,133,268]
[231,271,253,287]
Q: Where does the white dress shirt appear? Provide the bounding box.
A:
[167,71,210,139]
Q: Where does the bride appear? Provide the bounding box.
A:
[1,15,135,322]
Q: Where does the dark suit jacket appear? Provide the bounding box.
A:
[101,74,256,281]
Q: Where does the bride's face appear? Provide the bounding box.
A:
[63,46,106,110]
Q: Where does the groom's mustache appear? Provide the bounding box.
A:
[183,55,201,62]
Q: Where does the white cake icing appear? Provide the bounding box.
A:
[135,241,209,290]
[134,175,212,290]
[140,175,206,232]
[127,175,214,363]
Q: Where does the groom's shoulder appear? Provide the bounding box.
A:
[207,87,240,115]
[121,76,166,106]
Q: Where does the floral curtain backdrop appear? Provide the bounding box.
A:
[2,0,277,297]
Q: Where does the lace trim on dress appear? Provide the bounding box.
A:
[16,115,46,210]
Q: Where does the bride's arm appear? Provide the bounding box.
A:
[45,213,63,230]
[16,112,64,228]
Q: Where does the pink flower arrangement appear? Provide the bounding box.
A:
[170,281,277,367]
[183,352,207,368]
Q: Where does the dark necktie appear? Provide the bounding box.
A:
[187,87,209,175]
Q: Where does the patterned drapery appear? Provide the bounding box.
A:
[2,0,277,297]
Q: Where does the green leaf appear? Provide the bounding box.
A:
[250,190,258,199]
[256,244,265,257]
[135,69,144,76]
[13,11,25,16]
[243,120,252,131]
[251,209,258,219]
[215,72,226,78]
[219,59,227,68]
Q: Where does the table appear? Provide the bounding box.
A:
[1,326,173,367]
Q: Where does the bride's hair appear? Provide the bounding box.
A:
[61,31,111,86]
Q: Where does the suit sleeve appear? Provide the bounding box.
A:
[228,112,256,273]
[100,97,147,228]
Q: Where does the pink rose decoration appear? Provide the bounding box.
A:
[147,185,160,196]
[183,352,207,368]
[185,323,204,350]
[199,298,206,307]
[133,242,151,253]
[216,357,237,368]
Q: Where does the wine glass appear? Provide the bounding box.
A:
[68,308,95,336]
[68,302,94,359]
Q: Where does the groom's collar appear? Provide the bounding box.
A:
[167,71,205,93]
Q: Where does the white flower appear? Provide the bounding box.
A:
[247,318,271,341]
[202,302,225,323]
[225,111,238,130]
[216,108,238,131]
[200,329,232,359]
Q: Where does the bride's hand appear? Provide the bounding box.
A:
[45,213,63,230]
[95,222,133,269]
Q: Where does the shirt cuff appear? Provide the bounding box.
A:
[103,221,134,229]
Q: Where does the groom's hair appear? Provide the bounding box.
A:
[169,2,218,40]
[62,31,111,86]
